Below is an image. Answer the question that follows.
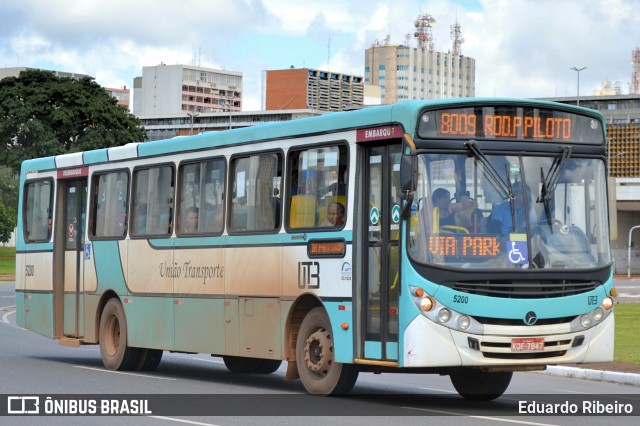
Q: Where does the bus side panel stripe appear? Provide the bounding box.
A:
[92,240,129,295]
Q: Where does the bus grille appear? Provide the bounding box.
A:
[472,316,576,326]
[444,279,600,299]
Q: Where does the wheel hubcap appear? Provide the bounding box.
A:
[304,327,332,375]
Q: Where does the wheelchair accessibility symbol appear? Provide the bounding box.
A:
[508,237,528,265]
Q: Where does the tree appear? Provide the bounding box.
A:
[0,69,146,173]
[0,70,146,243]
[0,167,19,244]
[0,201,14,244]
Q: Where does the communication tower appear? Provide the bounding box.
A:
[632,48,640,94]
[450,19,464,56]
[414,13,436,51]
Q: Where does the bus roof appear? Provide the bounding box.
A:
[20,98,604,174]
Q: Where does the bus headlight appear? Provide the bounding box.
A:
[593,307,604,321]
[419,296,435,312]
[457,315,471,330]
[580,315,593,328]
[602,296,614,310]
[409,287,483,334]
[437,308,451,323]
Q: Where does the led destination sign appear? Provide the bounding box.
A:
[418,106,604,144]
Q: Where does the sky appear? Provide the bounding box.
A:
[1,0,639,111]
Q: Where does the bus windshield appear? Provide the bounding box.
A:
[408,151,611,270]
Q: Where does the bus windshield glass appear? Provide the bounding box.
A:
[407,152,611,270]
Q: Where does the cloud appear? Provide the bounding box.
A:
[1,0,638,111]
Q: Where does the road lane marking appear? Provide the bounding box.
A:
[553,389,592,394]
[417,386,457,393]
[402,407,559,425]
[190,357,224,364]
[73,365,176,380]
[1,306,16,324]
[149,416,219,426]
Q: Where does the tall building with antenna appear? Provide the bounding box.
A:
[364,12,475,103]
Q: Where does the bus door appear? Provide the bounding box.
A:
[362,142,402,361]
[55,173,87,338]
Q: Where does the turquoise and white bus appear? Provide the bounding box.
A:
[15,99,615,399]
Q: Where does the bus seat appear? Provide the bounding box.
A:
[290,195,317,228]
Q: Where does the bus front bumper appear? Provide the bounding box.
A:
[402,312,614,368]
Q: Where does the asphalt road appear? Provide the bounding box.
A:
[1,281,638,425]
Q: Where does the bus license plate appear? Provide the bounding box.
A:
[511,338,545,352]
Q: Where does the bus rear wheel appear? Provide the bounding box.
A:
[449,369,512,401]
[136,349,163,372]
[99,298,140,371]
[223,356,261,373]
[296,307,358,395]
[255,359,282,374]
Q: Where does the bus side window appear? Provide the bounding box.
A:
[287,144,348,230]
[230,152,282,233]
[177,158,226,236]
[131,165,174,237]
[91,171,129,239]
[24,180,53,242]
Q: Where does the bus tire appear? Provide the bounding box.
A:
[450,369,512,401]
[296,307,359,395]
[254,359,282,374]
[223,356,261,373]
[136,349,163,372]
[99,298,140,371]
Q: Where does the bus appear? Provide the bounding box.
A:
[15,99,615,400]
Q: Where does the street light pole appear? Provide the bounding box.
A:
[570,66,586,106]
[187,112,199,135]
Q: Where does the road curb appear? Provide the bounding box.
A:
[539,366,640,386]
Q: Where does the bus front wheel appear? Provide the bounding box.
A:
[99,298,141,371]
[449,369,512,401]
[296,307,358,395]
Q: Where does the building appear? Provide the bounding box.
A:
[0,67,90,81]
[541,94,640,274]
[133,64,242,117]
[265,68,364,112]
[104,86,130,109]
[364,43,475,103]
[364,14,475,104]
[140,109,321,141]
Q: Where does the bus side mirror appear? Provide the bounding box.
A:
[400,155,416,192]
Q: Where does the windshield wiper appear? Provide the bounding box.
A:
[466,142,514,201]
[537,146,572,229]
[538,146,572,203]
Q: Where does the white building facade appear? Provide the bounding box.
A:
[133,64,242,117]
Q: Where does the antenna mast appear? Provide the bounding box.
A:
[414,13,436,51]
[450,19,464,56]
[632,47,640,94]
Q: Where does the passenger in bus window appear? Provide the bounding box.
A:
[432,188,477,232]
[183,206,199,233]
[432,188,455,226]
[47,217,52,238]
[323,202,345,227]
